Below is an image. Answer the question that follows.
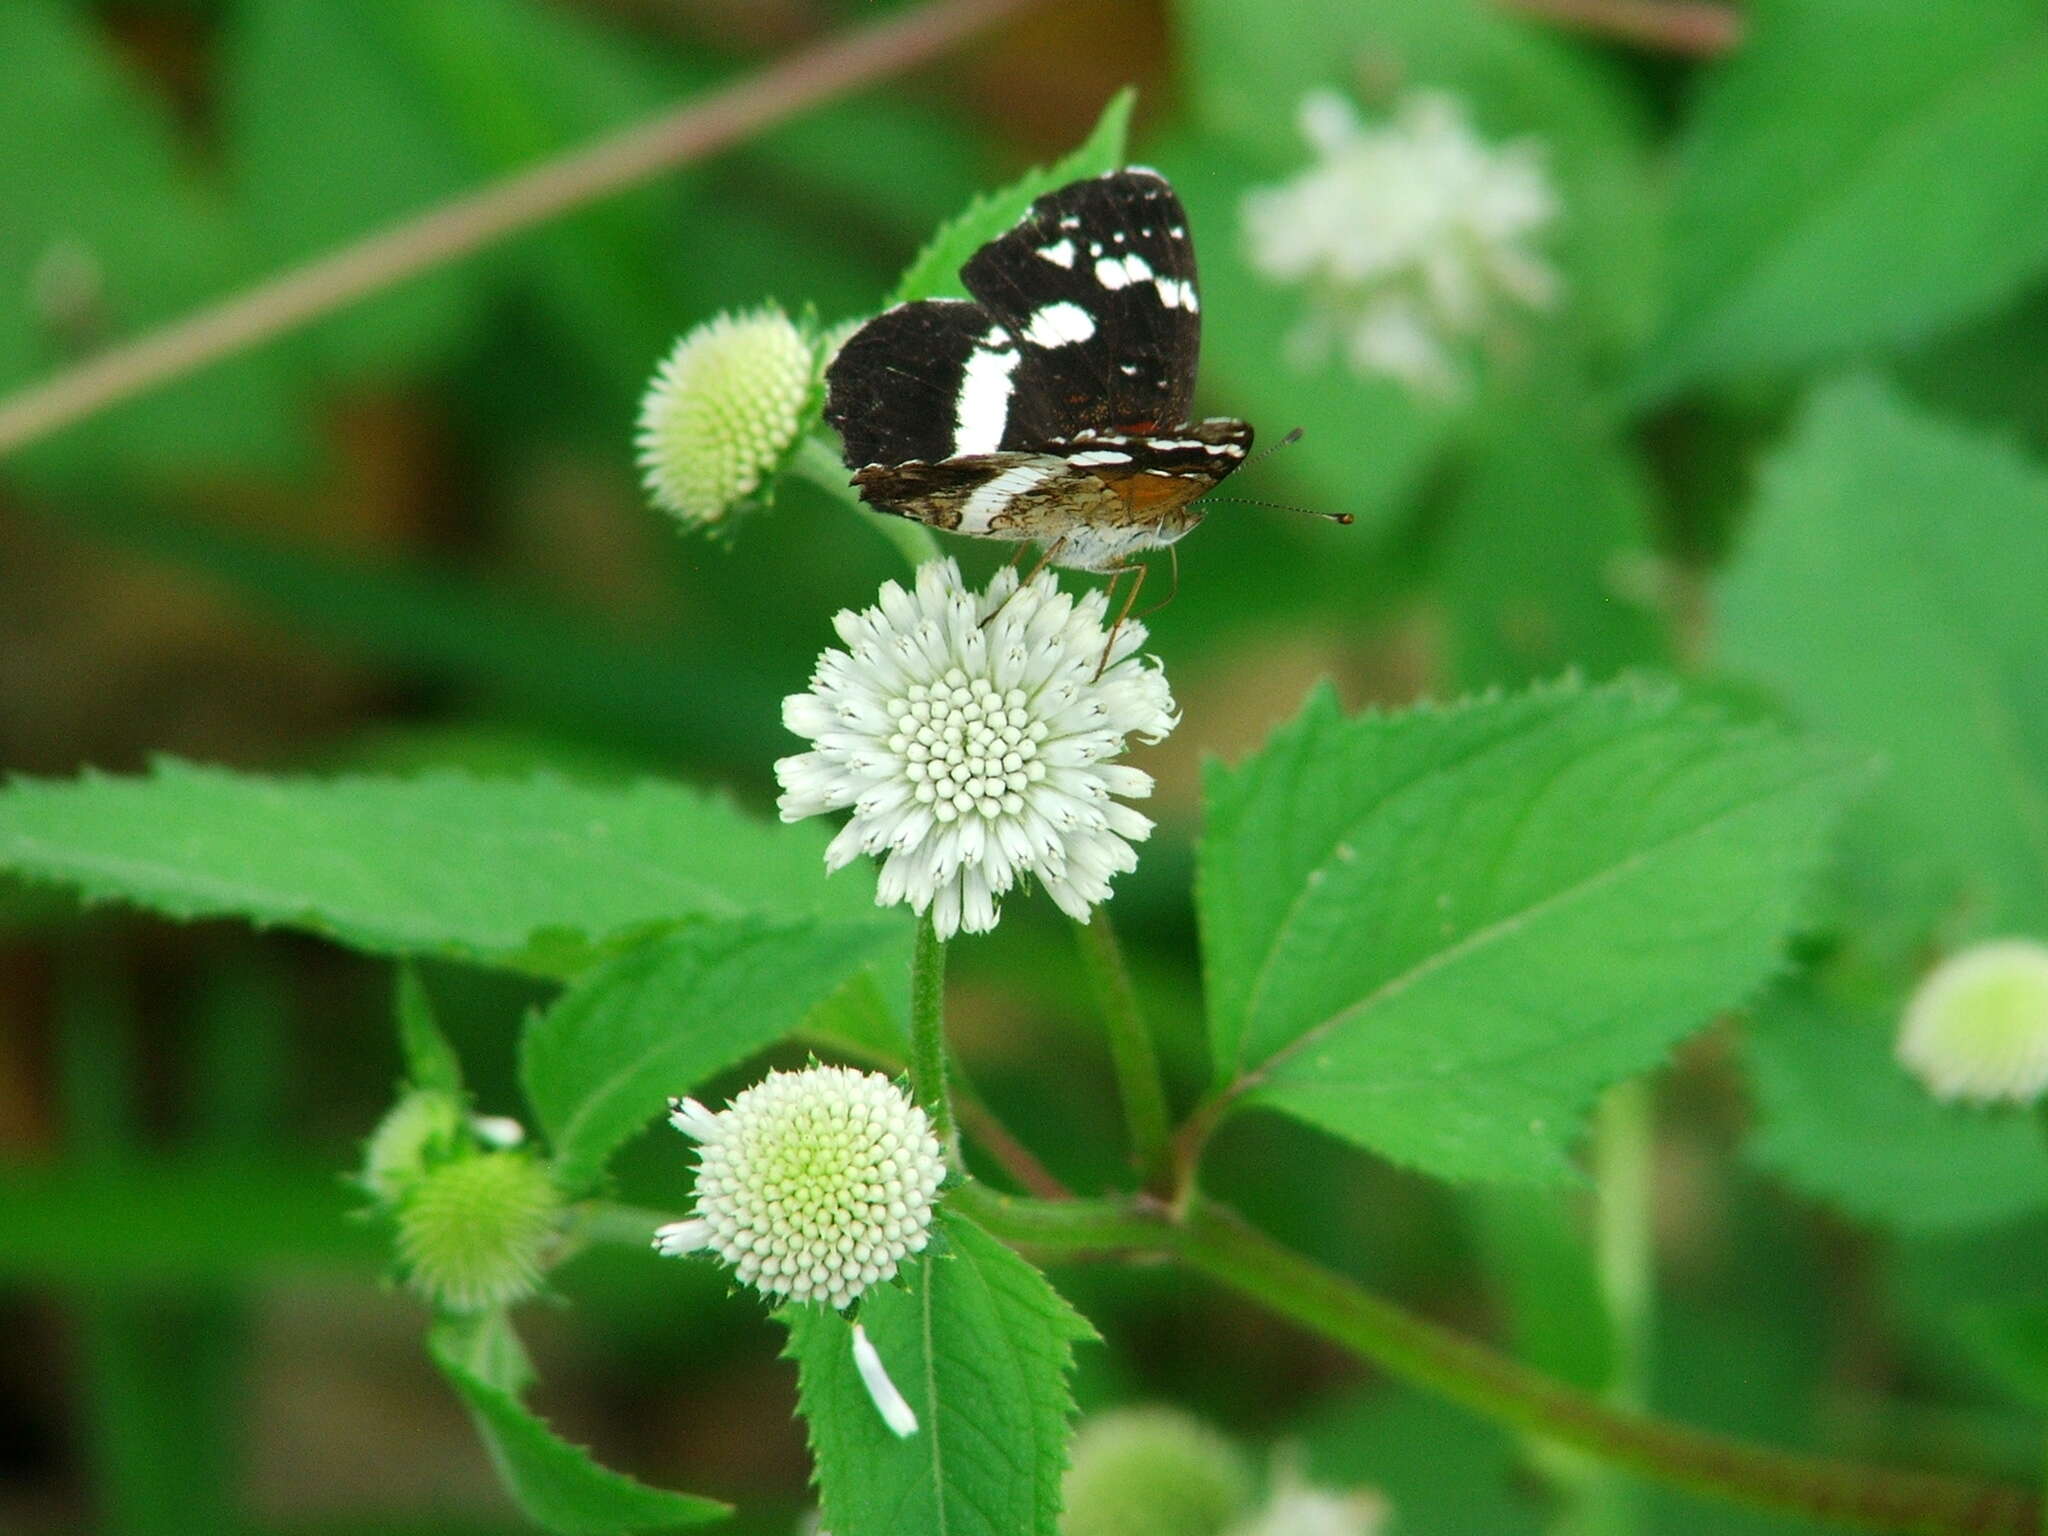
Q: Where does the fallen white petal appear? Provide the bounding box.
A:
[851,1323,919,1438]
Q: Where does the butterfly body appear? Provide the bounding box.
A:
[825,168,1251,570]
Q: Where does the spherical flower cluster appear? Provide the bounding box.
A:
[775,560,1177,940]
[1228,1484,1388,1536]
[1062,1407,1254,1536]
[394,1150,562,1313]
[635,303,814,527]
[1242,90,1559,397]
[1898,938,2048,1105]
[654,1065,945,1310]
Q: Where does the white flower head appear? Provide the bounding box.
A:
[1243,89,1560,397]
[1229,1486,1388,1536]
[1063,1406,1254,1536]
[1228,1452,1389,1536]
[654,1065,945,1311]
[776,560,1177,940]
[1898,938,2048,1105]
[635,303,815,528]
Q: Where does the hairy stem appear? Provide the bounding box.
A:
[909,913,956,1158]
[0,0,1036,458]
[964,1186,2039,1536]
[1072,913,1174,1191]
[788,434,942,568]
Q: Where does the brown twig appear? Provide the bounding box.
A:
[1493,0,1744,56]
[951,1075,1072,1201]
[0,0,1036,460]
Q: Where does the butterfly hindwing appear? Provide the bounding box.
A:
[961,168,1200,443]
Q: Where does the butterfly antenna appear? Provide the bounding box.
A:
[1218,427,1353,523]
[1204,494,1353,525]
[1244,424,1305,469]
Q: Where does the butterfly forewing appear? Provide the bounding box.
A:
[961,169,1201,442]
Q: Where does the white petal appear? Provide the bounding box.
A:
[653,1218,711,1256]
[851,1324,919,1438]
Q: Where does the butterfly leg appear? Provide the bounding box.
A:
[1135,539,1181,620]
[981,537,1067,628]
[1095,559,1148,679]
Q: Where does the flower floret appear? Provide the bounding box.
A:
[654,1065,945,1310]
[775,560,1177,939]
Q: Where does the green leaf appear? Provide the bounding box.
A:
[1200,680,1866,1183]
[785,1213,1095,1536]
[397,965,465,1094]
[1437,382,1666,689]
[1719,376,2048,934]
[1633,0,2048,398]
[429,1317,726,1533]
[1745,980,2048,1232]
[522,917,904,1191]
[0,762,896,976]
[0,0,303,485]
[889,90,1133,305]
[222,0,484,379]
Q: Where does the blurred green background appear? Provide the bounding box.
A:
[7,0,2048,1532]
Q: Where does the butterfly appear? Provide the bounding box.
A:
[825,167,1336,597]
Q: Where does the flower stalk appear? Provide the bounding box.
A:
[787,433,943,568]
[910,912,956,1157]
[1073,912,1173,1191]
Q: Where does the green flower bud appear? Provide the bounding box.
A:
[395,1151,562,1313]
[1062,1407,1254,1536]
[360,1087,466,1201]
[1899,938,2048,1105]
[635,303,815,528]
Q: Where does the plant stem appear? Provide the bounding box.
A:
[1492,0,1743,55]
[962,1186,2040,1536]
[909,913,956,1158]
[1072,912,1174,1191]
[950,1181,1172,1254]
[0,0,1038,459]
[1559,1077,1657,1535]
[1594,1079,1656,1417]
[788,434,941,568]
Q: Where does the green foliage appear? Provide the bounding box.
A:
[1437,381,1666,688]
[1200,680,1866,1182]
[1745,981,2048,1232]
[889,89,1133,305]
[223,0,485,379]
[430,1315,727,1532]
[1635,0,2048,398]
[785,1213,1095,1536]
[0,1158,379,1285]
[1720,376,2048,934]
[0,0,301,483]
[397,965,466,1095]
[0,762,896,975]
[522,916,903,1191]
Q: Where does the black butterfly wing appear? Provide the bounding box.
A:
[960,168,1201,444]
[824,299,1015,467]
